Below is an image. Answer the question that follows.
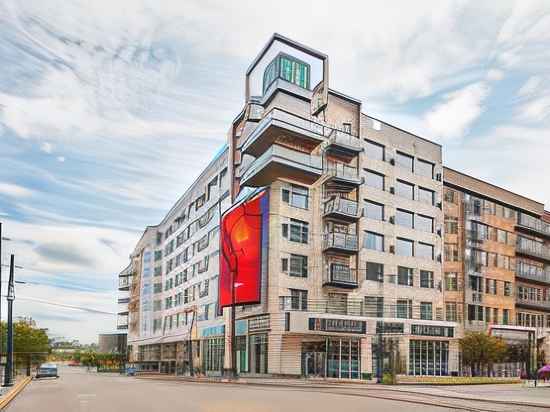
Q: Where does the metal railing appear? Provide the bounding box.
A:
[516,265,550,284]
[278,296,445,321]
[323,196,360,218]
[324,162,360,181]
[517,213,550,237]
[323,232,359,252]
[516,297,550,310]
[323,264,358,287]
[327,129,362,150]
[516,239,550,261]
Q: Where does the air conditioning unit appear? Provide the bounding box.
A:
[389,216,395,224]
[389,158,395,165]
[389,186,395,194]
[389,245,395,254]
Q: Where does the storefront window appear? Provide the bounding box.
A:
[249,334,268,374]
[319,338,360,379]
[408,340,449,376]
[202,337,224,373]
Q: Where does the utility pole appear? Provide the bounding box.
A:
[3,254,15,387]
[231,269,237,379]
[0,221,3,372]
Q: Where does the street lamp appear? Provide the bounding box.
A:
[2,254,15,387]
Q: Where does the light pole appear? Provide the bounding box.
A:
[3,254,15,387]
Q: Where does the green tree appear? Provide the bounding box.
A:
[0,320,50,371]
[460,331,507,376]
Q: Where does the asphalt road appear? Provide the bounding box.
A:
[6,366,450,412]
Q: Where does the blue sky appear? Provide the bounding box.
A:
[1,0,549,343]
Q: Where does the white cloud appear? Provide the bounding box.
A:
[424,82,490,140]
[486,69,504,82]
[0,182,33,198]
[518,76,543,97]
[40,141,53,153]
[56,156,65,162]
[517,96,550,122]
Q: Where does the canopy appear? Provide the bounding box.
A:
[537,365,550,374]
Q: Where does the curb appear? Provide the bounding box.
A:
[0,377,32,410]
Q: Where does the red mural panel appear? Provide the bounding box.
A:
[219,190,268,309]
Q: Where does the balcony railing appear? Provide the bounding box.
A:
[323,232,358,254]
[516,240,550,262]
[325,129,362,155]
[323,196,360,220]
[118,297,130,304]
[324,162,361,184]
[516,265,550,285]
[117,314,128,330]
[323,264,358,288]
[516,297,550,310]
[278,297,446,321]
[118,276,132,289]
[517,213,550,238]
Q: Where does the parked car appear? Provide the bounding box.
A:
[36,363,59,379]
[68,360,80,367]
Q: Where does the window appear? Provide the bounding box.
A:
[154,250,162,261]
[366,262,384,282]
[365,170,384,190]
[398,266,414,286]
[444,188,457,204]
[397,299,412,319]
[365,296,384,317]
[365,200,384,221]
[342,122,352,133]
[284,254,308,278]
[409,341,449,376]
[444,243,459,262]
[504,281,512,296]
[486,278,497,295]
[503,309,509,325]
[290,289,308,311]
[417,215,434,233]
[364,140,384,161]
[420,302,433,320]
[396,151,414,172]
[282,184,309,209]
[416,159,434,179]
[396,238,414,257]
[445,272,458,291]
[364,231,384,251]
[418,187,435,206]
[417,242,434,260]
[283,219,309,244]
[396,180,414,200]
[153,283,162,294]
[446,303,457,322]
[395,209,414,228]
[420,270,434,288]
[263,53,311,93]
[445,216,458,234]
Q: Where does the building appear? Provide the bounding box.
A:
[125,147,230,373]
[98,333,128,354]
[122,33,549,379]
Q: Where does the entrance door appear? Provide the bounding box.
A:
[249,334,268,374]
[302,342,326,378]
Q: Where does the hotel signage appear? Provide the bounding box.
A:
[308,318,366,334]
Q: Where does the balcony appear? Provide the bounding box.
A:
[516,241,550,263]
[118,275,132,291]
[323,263,358,289]
[117,314,128,330]
[323,196,360,221]
[517,213,550,239]
[516,297,550,311]
[322,232,358,255]
[240,144,323,187]
[516,266,550,285]
[241,108,331,157]
[324,129,362,156]
[324,162,362,186]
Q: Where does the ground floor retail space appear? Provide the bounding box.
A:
[132,333,458,378]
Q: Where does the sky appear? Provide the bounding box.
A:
[0,0,549,343]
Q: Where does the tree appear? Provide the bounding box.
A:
[460,331,507,376]
[0,320,50,371]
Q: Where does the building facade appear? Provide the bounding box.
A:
[121,33,549,379]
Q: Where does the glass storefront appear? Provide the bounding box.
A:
[202,337,225,373]
[249,334,268,374]
[302,338,360,379]
[408,340,449,376]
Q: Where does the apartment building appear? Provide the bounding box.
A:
[124,147,230,373]
[443,168,550,368]
[225,34,456,378]
[120,33,549,379]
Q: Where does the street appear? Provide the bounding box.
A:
[3,366,450,412]
[6,366,550,412]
